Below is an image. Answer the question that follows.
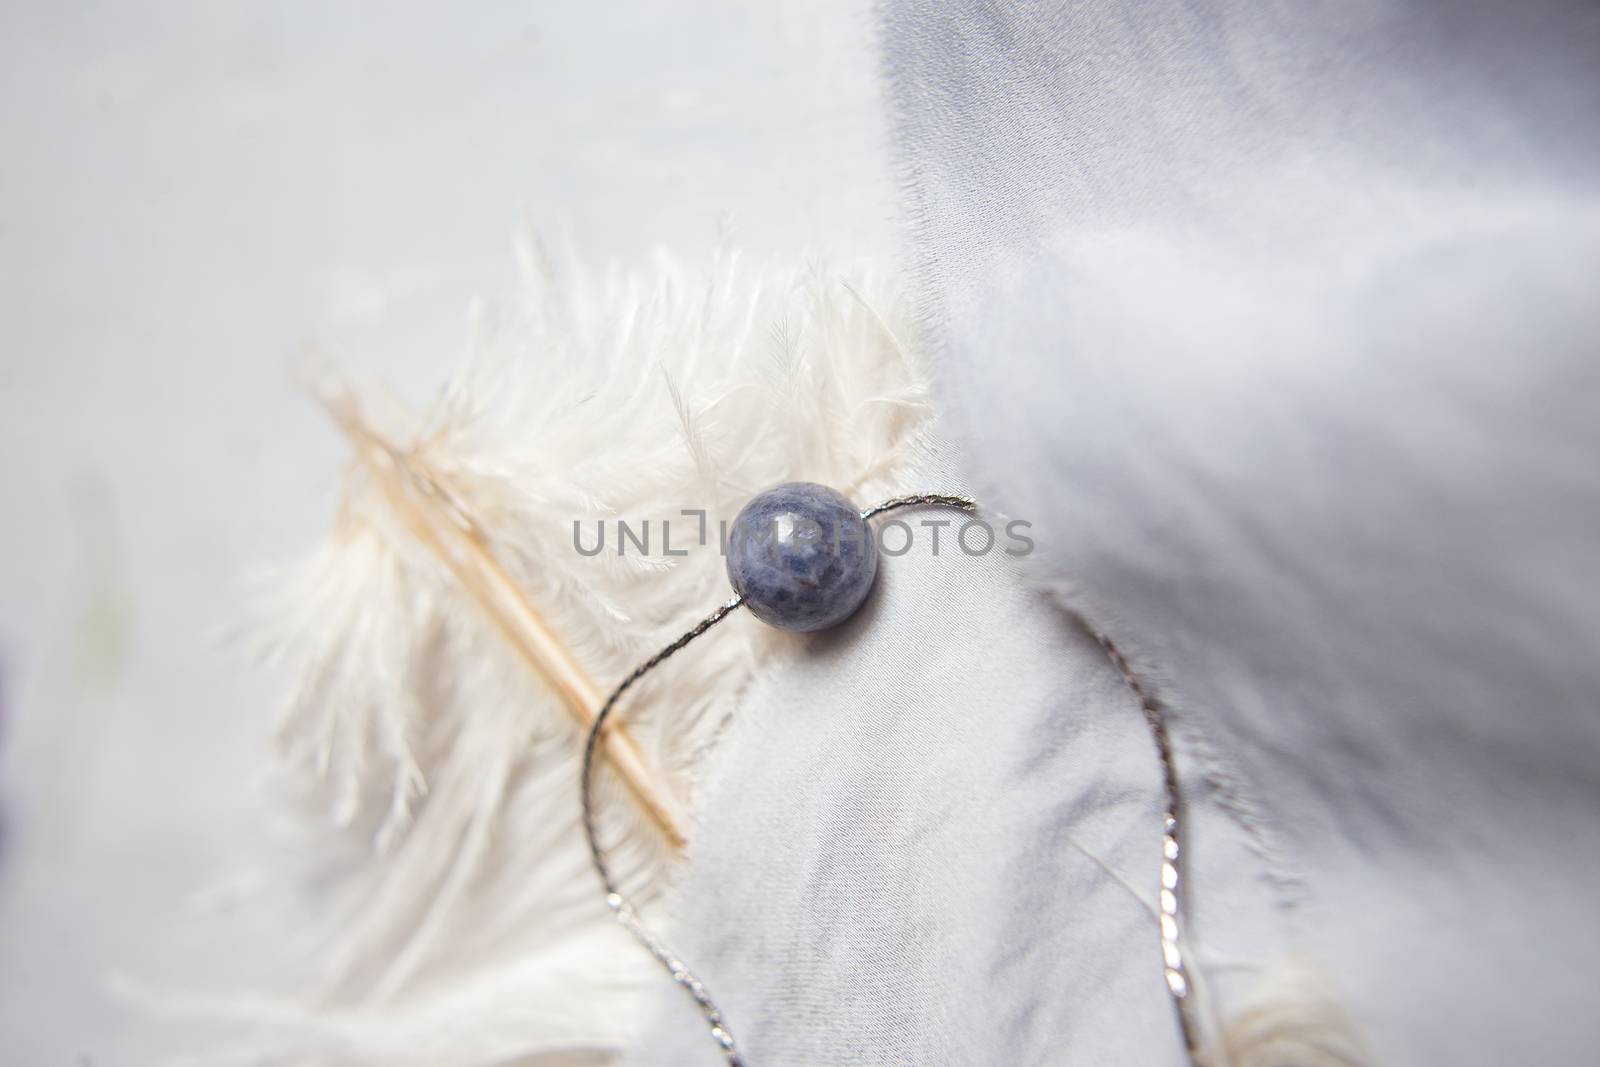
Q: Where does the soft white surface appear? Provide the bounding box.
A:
[883,1,1600,1063]
[0,2,898,1061]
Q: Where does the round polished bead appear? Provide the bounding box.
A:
[725,482,879,632]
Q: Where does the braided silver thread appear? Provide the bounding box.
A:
[579,493,1201,1065]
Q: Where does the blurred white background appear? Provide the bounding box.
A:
[0,2,896,1059]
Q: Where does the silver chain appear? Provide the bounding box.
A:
[578,494,1201,1065]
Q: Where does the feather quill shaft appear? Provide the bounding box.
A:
[318,387,688,850]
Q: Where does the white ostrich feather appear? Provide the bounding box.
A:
[235,242,933,1065]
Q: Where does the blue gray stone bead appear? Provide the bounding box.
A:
[725,482,879,632]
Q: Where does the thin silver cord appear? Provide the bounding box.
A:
[580,593,748,1065]
[858,492,978,521]
[580,492,1201,1066]
[1088,622,1202,1060]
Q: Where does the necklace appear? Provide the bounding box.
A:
[580,482,1199,1065]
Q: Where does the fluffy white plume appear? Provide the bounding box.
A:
[236,242,933,1065]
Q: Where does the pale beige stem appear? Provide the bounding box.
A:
[320,390,688,851]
